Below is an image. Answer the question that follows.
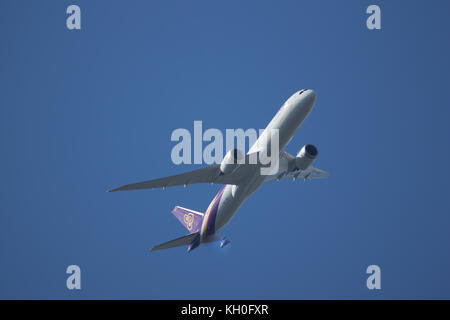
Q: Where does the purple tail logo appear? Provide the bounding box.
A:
[171,206,204,233]
[184,213,194,231]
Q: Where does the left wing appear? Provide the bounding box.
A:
[109,165,222,192]
[108,161,257,192]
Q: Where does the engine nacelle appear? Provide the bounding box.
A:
[220,149,244,175]
[295,144,318,170]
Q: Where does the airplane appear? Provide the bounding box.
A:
[109,89,329,252]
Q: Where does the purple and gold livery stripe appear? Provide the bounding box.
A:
[201,185,226,237]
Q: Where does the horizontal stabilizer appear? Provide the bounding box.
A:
[150,232,199,252]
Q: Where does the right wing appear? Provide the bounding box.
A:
[286,165,330,180]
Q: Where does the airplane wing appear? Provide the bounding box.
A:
[108,162,254,192]
[285,166,330,180]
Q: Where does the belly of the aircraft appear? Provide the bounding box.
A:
[214,177,265,232]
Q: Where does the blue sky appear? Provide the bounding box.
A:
[1,0,450,299]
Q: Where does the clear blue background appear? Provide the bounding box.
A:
[1,0,450,299]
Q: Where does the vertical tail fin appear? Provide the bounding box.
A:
[171,206,204,233]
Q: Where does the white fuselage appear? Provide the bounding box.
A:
[200,89,317,240]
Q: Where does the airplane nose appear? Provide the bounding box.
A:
[289,89,317,111]
[300,89,317,107]
[299,89,316,97]
[301,88,315,96]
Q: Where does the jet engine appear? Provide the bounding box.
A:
[295,144,318,170]
[220,149,244,175]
